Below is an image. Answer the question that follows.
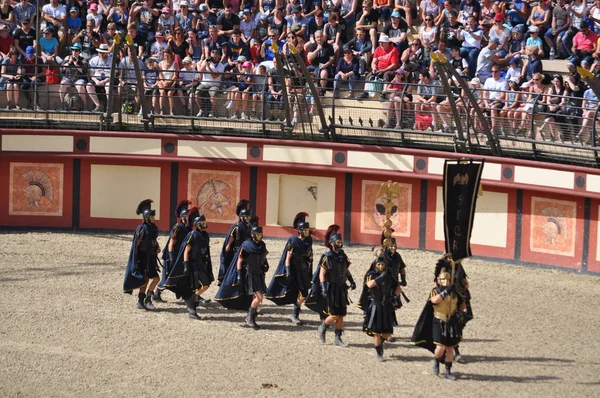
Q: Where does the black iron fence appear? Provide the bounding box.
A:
[1,64,599,167]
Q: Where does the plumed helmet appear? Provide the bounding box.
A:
[251,225,263,235]
[193,214,207,227]
[239,208,252,218]
[293,212,310,229]
[236,199,250,216]
[435,253,453,280]
[186,206,201,227]
[324,224,341,247]
[175,199,192,219]
[136,199,155,218]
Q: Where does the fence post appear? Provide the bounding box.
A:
[124,34,150,131]
[430,52,468,152]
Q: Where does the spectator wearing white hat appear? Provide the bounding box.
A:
[525,25,545,58]
[370,34,398,81]
[86,43,112,112]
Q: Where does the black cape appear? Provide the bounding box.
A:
[159,231,191,299]
[410,299,436,353]
[123,223,152,293]
[214,239,262,311]
[265,235,310,306]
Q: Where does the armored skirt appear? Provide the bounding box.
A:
[245,270,267,295]
[363,298,395,336]
[190,261,212,289]
[432,316,462,348]
[326,283,348,317]
[139,250,160,279]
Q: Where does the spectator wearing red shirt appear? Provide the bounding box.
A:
[371,34,399,79]
[571,19,598,67]
[0,24,14,61]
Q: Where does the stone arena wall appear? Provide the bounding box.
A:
[1,128,599,274]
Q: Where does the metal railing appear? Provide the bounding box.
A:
[1,65,599,167]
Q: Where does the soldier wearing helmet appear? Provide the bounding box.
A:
[305,224,356,348]
[411,258,467,381]
[362,257,400,362]
[218,199,252,285]
[155,199,192,303]
[215,219,270,330]
[265,212,314,326]
[123,199,162,311]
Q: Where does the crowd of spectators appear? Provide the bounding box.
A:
[0,0,597,140]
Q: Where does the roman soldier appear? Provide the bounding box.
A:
[162,207,214,319]
[215,220,269,329]
[155,199,191,302]
[218,199,252,285]
[265,212,314,326]
[305,225,356,347]
[434,253,472,362]
[123,199,161,310]
[362,257,400,362]
[411,267,466,381]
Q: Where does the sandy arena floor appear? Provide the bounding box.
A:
[0,231,599,397]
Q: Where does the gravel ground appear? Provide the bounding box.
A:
[1,231,599,397]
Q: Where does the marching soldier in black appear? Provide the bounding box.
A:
[123,199,161,310]
[218,199,252,285]
[155,199,191,302]
[162,207,214,320]
[362,257,401,362]
[181,208,214,319]
[265,212,314,325]
[215,222,269,329]
[305,225,356,347]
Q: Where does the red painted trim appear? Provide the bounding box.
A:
[79,159,171,231]
[587,200,599,273]
[520,191,584,270]
[3,128,600,176]
[0,156,73,228]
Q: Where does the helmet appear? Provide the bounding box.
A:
[437,270,451,287]
[235,199,250,216]
[186,206,203,228]
[374,257,386,272]
[136,199,155,222]
[325,224,343,250]
[175,199,192,219]
[239,208,252,218]
[251,224,263,242]
[193,214,207,229]
[293,212,311,238]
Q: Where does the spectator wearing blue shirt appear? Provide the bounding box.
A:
[260,28,283,61]
[39,26,61,64]
[334,48,360,97]
[287,5,309,40]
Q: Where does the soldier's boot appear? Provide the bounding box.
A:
[136,293,146,310]
[153,289,166,303]
[245,307,259,329]
[375,345,384,362]
[197,296,211,306]
[186,295,201,320]
[334,329,347,348]
[144,292,156,310]
[444,362,457,381]
[317,322,327,343]
[432,357,440,376]
[289,303,303,326]
[454,346,464,363]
